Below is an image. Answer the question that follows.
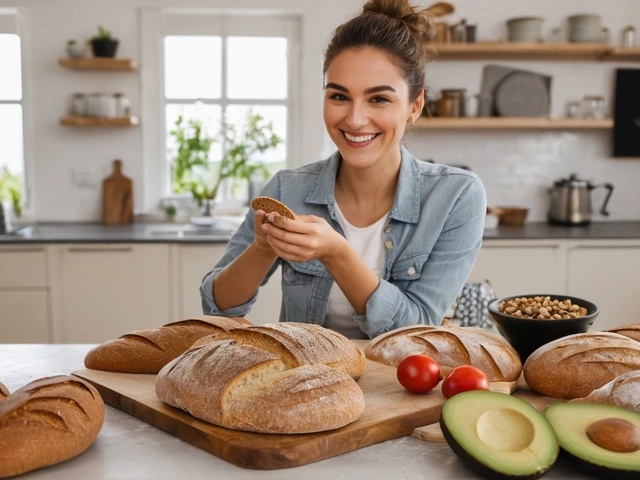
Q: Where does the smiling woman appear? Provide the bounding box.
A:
[200,0,487,340]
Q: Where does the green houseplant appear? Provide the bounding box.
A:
[89,26,119,58]
[169,111,281,214]
[0,166,22,218]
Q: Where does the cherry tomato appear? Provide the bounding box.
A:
[441,365,490,399]
[396,355,441,393]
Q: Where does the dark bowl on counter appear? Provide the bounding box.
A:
[488,294,599,362]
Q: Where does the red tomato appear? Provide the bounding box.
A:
[441,365,490,399]
[396,355,441,393]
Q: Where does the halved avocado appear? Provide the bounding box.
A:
[440,390,558,479]
[545,402,640,479]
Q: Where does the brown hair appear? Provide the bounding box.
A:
[323,0,435,102]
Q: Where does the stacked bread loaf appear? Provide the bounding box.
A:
[0,376,104,478]
[84,315,251,373]
[606,323,640,342]
[571,370,640,413]
[156,323,366,434]
[524,331,640,400]
[364,325,522,382]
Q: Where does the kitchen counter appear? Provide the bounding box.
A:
[1,345,590,479]
[2,220,640,244]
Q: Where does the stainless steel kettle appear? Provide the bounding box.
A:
[547,174,614,225]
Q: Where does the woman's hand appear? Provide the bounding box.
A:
[253,210,277,255]
[262,212,348,264]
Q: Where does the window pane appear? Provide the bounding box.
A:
[225,105,287,163]
[0,34,22,100]
[227,37,287,99]
[0,104,23,174]
[164,36,221,99]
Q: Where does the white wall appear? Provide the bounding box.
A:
[4,0,640,223]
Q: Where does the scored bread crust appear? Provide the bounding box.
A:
[84,315,251,374]
[250,196,299,222]
[364,325,522,382]
[0,382,8,403]
[605,323,640,342]
[524,332,640,400]
[156,323,366,434]
[571,370,640,413]
[0,375,104,478]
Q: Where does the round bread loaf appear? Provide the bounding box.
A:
[0,382,9,403]
[156,323,366,434]
[571,370,640,413]
[84,315,251,374]
[364,325,522,382]
[250,196,298,223]
[606,323,640,342]
[524,332,640,400]
[0,375,104,478]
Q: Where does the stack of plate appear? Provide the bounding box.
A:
[568,14,603,42]
[506,17,544,42]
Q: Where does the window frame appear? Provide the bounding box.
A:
[140,9,301,213]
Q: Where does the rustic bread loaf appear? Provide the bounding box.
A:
[156,323,366,433]
[606,323,640,342]
[0,375,104,478]
[571,370,640,413]
[524,332,640,400]
[84,315,251,374]
[364,325,522,382]
[0,382,8,403]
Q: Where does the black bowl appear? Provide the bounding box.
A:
[488,294,599,362]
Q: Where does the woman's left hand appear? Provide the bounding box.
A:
[262,212,348,264]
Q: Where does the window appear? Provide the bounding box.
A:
[0,11,26,215]
[141,11,300,212]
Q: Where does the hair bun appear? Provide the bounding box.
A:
[362,0,435,43]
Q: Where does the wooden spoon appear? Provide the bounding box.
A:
[426,2,454,17]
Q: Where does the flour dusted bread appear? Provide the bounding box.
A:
[156,323,366,433]
[364,325,522,382]
[571,371,640,413]
[84,315,251,374]
[524,332,640,400]
[0,376,104,478]
[0,382,8,403]
[606,323,640,342]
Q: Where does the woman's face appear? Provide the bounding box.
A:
[323,47,423,171]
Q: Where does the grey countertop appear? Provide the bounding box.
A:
[2,221,640,244]
[1,344,590,480]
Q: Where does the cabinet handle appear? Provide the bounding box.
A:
[67,247,133,253]
[571,245,640,250]
[0,247,44,253]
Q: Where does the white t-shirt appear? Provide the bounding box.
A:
[324,202,387,339]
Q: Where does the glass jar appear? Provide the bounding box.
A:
[71,93,87,117]
[113,93,131,118]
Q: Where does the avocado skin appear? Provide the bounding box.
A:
[439,414,553,480]
[558,448,640,480]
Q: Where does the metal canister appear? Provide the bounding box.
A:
[622,26,636,47]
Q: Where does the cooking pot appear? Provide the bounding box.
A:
[547,174,614,225]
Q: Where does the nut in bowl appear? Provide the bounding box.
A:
[488,294,599,362]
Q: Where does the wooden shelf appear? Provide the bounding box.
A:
[59,116,139,126]
[58,58,138,71]
[411,117,613,130]
[432,42,638,61]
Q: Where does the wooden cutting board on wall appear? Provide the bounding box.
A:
[102,159,133,224]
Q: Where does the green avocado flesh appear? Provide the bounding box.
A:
[545,402,640,474]
[440,390,559,479]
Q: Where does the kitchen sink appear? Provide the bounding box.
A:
[0,225,34,238]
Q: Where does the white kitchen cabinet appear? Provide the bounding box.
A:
[49,244,172,343]
[0,246,51,343]
[467,240,566,298]
[173,245,282,326]
[567,241,640,331]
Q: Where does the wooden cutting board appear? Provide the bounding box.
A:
[102,159,133,224]
[74,358,451,470]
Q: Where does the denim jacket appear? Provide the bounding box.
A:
[200,146,486,338]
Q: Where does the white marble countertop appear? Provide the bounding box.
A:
[1,345,591,480]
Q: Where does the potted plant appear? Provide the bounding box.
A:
[169,111,281,215]
[66,39,86,58]
[0,166,22,232]
[89,26,119,58]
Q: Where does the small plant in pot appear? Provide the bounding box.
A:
[89,26,118,58]
[66,39,86,58]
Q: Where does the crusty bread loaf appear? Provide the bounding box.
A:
[524,332,640,400]
[0,375,104,478]
[0,382,8,403]
[605,323,640,342]
[571,370,640,413]
[84,315,251,374]
[156,323,366,434]
[364,325,522,382]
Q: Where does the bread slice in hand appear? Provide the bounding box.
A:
[84,315,252,374]
[250,196,299,224]
[0,375,104,478]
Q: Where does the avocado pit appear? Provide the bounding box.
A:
[586,418,640,453]
[476,408,535,452]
